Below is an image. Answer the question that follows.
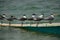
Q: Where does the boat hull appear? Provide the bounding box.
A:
[0,23,60,35]
[19,26,60,35]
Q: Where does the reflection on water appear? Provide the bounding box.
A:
[0,27,60,40]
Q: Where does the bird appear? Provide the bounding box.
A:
[32,14,44,27]
[7,16,17,26]
[0,14,7,27]
[19,14,27,21]
[18,14,27,26]
[44,14,54,24]
[2,14,7,19]
[0,14,7,20]
[26,13,37,26]
[7,16,16,21]
[0,15,4,25]
[0,15,3,20]
[28,13,36,21]
[34,14,44,21]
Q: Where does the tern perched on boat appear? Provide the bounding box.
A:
[31,14,44,27]
[2,14,7,19]
[34,14,44,21]
[0,15,4,25]
[38,14,44,19]
[27,13,37,25]
[28,13,37,20]
[0,14,7,20]
[7,16,17,26]
[18,14,27,26]
[44,14,54,23]
[7,16,16,21]
[19,14,27,21]
[0,14,7,25]
[0,15,3,20]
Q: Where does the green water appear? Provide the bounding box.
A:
[0,0,60,40]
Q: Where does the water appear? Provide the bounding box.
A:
[0,27,60,40]
[0,0,60,40]
[0,0,60,23]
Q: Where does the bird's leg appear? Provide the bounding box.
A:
[21,21,23,27]
[8,21,11,30]
[30,21,32,26]
[9,21,11,27]
[36,21,39,27]
[49,20,52,24]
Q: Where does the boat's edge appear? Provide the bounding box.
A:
[18,26,60,35]
[0,23,60,27]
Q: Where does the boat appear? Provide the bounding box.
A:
[0,23,60,35]
[0,14,60,35]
